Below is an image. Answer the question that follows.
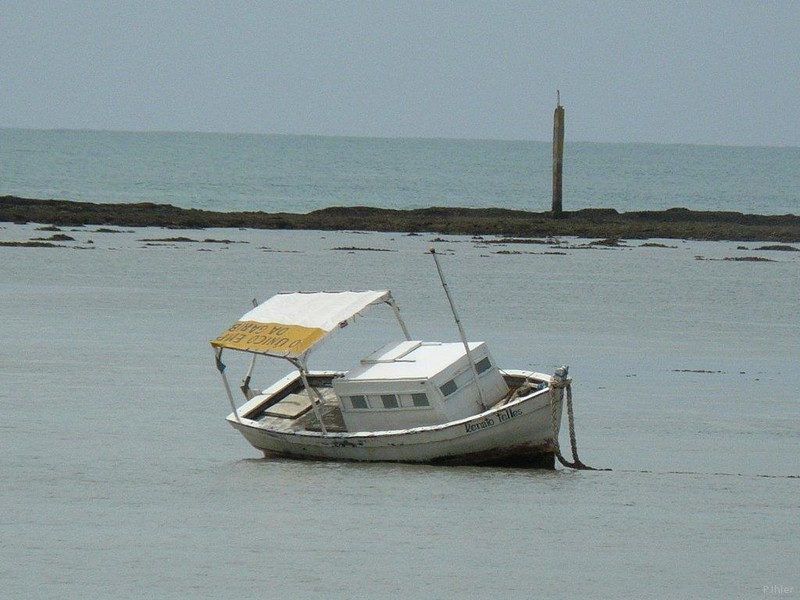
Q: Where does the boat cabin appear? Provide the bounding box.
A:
[333,340,509,432]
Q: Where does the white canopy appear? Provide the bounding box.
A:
[211,290,392,358]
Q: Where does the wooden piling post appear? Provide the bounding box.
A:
[552,91,565,216]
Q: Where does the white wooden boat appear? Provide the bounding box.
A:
[211,284,580,468]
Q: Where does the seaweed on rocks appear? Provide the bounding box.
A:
[2,196,799,243]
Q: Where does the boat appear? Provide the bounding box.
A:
[210,252,586,469]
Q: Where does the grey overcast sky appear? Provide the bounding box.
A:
[1,1,798,146]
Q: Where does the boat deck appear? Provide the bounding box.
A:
[297,391,347,432]
[245,383,348,432]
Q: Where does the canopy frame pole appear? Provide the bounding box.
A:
[290,356,328,435]
[386,295,411,340]
[240,298,260,398]
[241,353,258,399]
[429,248,486,411]
[214,348,242,423]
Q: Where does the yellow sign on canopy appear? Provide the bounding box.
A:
[211,320,326,355]
[210,290,391,358]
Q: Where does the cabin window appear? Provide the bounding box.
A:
[412,393,429,407]
[350,395,368,409]
[440,379,457,397]
[381,394,399,409]
[475,357,492,374]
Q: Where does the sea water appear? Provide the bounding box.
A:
[0,223,797,599]
[1,128,799,215]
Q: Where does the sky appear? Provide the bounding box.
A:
[1,1,798,146]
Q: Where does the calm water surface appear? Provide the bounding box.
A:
[1,224,798,599]
[2,128,799,214]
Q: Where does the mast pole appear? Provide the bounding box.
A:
[429,249,486,410]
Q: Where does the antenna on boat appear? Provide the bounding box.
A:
[429,248,486,411]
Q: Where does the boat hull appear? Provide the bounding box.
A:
[227,374,563,468]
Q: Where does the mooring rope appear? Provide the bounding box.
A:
[549,367,607,471]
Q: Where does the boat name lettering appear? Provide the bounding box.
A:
[465,418,494,433]
[497,407,522,423]
[464,407,522,433]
